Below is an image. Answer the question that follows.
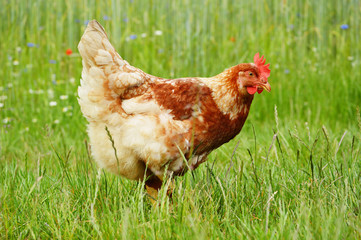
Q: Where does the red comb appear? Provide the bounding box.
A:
[254,53,271,81]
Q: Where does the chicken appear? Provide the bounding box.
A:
[78,20,271,198]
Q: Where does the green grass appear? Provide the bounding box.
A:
[1,0,361,239]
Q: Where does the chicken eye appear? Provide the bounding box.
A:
[249,72,253,76]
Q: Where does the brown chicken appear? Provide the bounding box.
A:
[78,20,271,199]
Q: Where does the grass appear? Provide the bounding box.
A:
[1,0,361,239]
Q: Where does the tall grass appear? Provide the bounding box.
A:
[1,0,360,239]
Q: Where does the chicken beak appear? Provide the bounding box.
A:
[260,82,271,92]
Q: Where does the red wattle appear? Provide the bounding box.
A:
[247,86,257,95]
[257,88,264,94]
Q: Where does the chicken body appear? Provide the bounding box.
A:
[78,20,270,189]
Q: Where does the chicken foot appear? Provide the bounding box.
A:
[145,173,174,204]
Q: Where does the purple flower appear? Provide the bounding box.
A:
[103,15,110,21]
[123,18,128,22]
[84,20,90,26]
[49,60,57,64]
[340,24,349,30]
[75,19,80,23]
[284,69,290,74]
[27,43,36,47]
[129,34,137,40]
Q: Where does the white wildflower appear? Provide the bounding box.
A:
[16,47,22,53]
[13,60,19,66]
[3,118,10,124]
[0,103,4,108]
[54,119,60,124]
[69,77,75,84]
[47,89,54,99]
[25,127,29,132]
[154,30,163,36]
[29,89,34,94]
[60,95,68,100]
[0,95,7,101]
[32,118,38,123]
[141,33,147,38]
[63,106,73,113]
[49,101,57,107]
[347,56,354,61]
[7,83,13,88]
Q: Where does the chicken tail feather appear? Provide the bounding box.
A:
[78,20,126,123]
[78,20,123,70]
[78,20,146,124]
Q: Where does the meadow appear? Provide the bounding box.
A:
[1,0,361,239]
